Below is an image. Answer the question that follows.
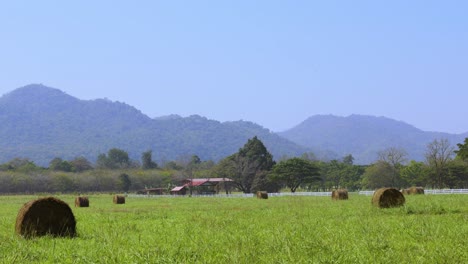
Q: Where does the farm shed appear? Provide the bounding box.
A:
[171,178,234,195]
[170,186,188,195]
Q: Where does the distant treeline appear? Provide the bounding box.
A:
[1,137,467,194]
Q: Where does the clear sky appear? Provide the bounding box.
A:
[1,1,467,133]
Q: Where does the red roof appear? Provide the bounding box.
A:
[183,178,233,186]
[171,186,186,191]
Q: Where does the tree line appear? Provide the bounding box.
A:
[0,137,467,194]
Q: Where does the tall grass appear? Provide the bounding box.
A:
[0,194,467,263]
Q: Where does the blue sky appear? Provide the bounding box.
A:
[1,1,467,133]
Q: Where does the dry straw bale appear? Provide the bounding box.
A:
[75,196,89,207]
[256,191,268,199]
[372,188,405,208]
[331,189,349,200]
[16,197,76,238]
[113,195,126,204]
[406,187,425,195]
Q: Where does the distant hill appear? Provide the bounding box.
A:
[0,84,307,165]
[278,114,468,164]
[2,85,466,166]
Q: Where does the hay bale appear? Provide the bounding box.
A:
[15,197,76,238]
[372,188,405,208]
[75,196,89,207]
[331,189,349,200]
[400,189,409,195]
[113,195,125,204]
[256,191,268,199]
[407,187,425,195]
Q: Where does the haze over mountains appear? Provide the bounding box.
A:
[280,115,467,164]
[0,84,466,166]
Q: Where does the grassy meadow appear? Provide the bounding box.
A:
[0,193,467,263]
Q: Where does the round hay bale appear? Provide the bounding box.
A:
[256,191,268,199]
[113,195,125,204]
[400,189,409,195]
[75,196,89,207]
[407,187,425,195]
[15,197,76,238]
[372,188,405,208]
[331,189,349,200]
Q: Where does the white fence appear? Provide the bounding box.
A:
[358,189,468,196]
[128,189,468,199]
[129,191,332,199]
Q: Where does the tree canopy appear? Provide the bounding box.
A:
[270,158,320,192]
[214,136,275,193]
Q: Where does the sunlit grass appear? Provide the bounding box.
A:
[0,194,467,263]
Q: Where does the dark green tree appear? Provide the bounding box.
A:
[96,153,110,169]
[215,136,275,193]
[117,173,132,192]
[108,148,130,168]
[70,156,93,172]
[361,161,394,189]
[163,161,182,170]
[400,160,427,187]
[97,148,131,169]
[270,158,321,192]
[455,138,468,161]
[141,150,158,169]
[49,158,73,172]
[447,159,468,188]
[342,154,354,165]
[7,158,40,172]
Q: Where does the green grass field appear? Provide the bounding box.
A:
[0,194,467,263]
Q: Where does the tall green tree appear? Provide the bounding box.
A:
[70,157,93,172]
[108,148,130,168]
[117,173,132,192]
[215,136,275,193]
[270,158,320,192]
[447,159,468,188]
[361,161,394,189]
[455,137,468,161]
[141,150,158,169]
[49,158,73,172]
[97,148,131,169]
[400,160,427,187]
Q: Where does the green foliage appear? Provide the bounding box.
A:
[162,161,183,170]
[141,150,158,170]
[69,156,93,172]
[401,160,427,187]
[49,158,73,172]
[117,173,132,192]
[270,158,320,192]
[361,161,395,189]
[97,148,131,169]
[425,138,455,188]
[455,137,468,161]
[216,137,275,193]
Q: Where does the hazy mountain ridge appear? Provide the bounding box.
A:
[0,84,307,165]
[279,114,467,164]
[1,85,466,166]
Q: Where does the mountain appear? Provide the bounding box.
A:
[279,114,468,164]
[0,84,307,166]
[2,85,466,166]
